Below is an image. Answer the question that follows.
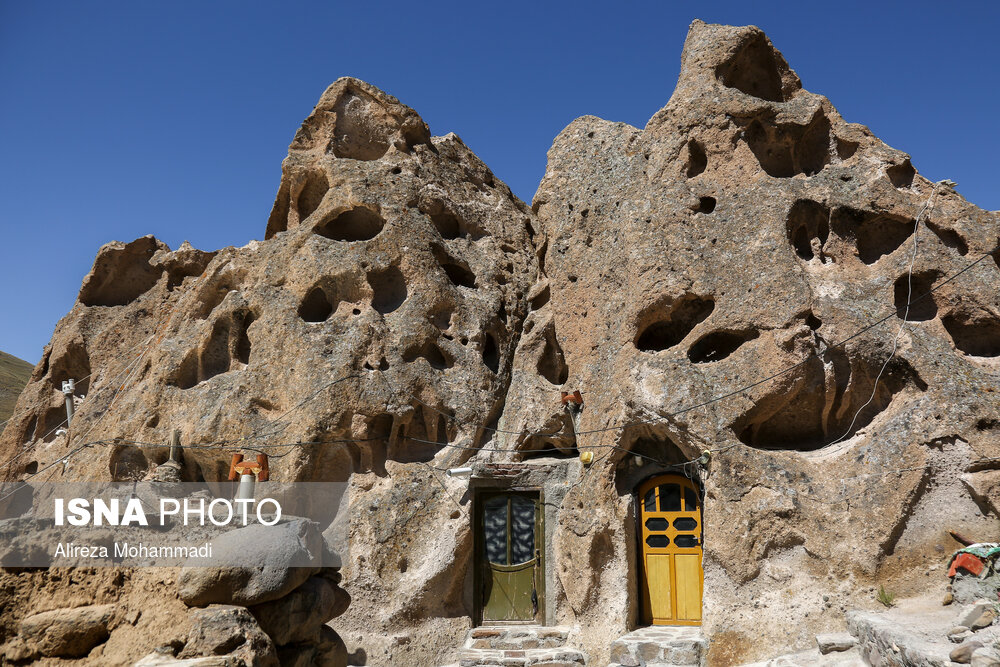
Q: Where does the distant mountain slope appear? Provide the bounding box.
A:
[0,351,33,423]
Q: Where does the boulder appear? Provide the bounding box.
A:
[961,601,995,627]
[815,633,856,654]
[953,640,986,664]
[178,518,324,606]
[972,647,1000,667]
[276,626,347,667]
[316,626,348,667]
[249,575,350,645]
[177,605,277,667]
[19,603,113,658]
[971,608,997,630]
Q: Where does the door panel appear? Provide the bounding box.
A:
[646,554,673,621]
[639,475,703,626]
[479,492,542,623]
[674,554,702,621]
[484,562,536,621]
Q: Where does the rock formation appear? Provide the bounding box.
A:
[2,19,1000,667]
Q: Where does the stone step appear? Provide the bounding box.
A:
[458,646,587,667]
[466,626,572,651]
[609,626,707,666]
[738,646,865,666]
[847,608,957,666]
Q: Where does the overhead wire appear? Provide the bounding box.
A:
[827,182,939,447]
[3,194,997,506]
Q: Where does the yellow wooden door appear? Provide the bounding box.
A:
[639,475,703,625]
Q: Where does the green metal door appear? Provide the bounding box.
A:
[479,492,542,622]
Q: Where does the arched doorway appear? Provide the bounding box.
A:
[638,474,702,625]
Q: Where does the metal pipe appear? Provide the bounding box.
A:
[61,380,75,426]
[168,429,181,463]
[235,473,256,501]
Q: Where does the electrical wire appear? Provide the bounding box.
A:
[4,199,997,506]
[827,183,939,446]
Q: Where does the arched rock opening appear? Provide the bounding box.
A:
[635,295,715,353]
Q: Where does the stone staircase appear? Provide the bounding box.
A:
[457,626,587,666]
[608,626,707,666]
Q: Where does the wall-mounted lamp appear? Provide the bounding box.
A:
[446,467,473,478]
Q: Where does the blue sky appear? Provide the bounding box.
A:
[1,1,998,364]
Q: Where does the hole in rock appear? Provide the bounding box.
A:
[233,311,255,365]
[403,341,452,370]
[635,295,715,352]
[23,416,37,443]
[79,239,164,307]
[530,285,550,310]
[298,287,335,322]
[367,266,407,314]
[524,219,536,240]
[265,183,290,239]
[315,206,385,242]
[977,419,1000,432]
[804,311,823,330]
[886,160,916,189]
[519,438,578,460]
[110,446,150,481]
[743,111,832,178]
[23,461,37,475]
[715,31,787,102]
[943,310,1000,357]
[37,406,65,442]
[537,324,568,385]
[49,342,92,396]
[688,329,759,363]
[174,310,256,388]
[733,353,924,450]
[296,170,329,222]
[330,88,392,161]
[389,408,452,464]
[893,271,940,321]
[483,333,500,374]
[926,221,969,256]
[836,138,859,160]
[421,198,487,241]
[38,350,50,378]
[200,319,233,380]
[194,275,243,320]
[831,207,915,265]
[786,200,830,261]
[686,140,707,177]
[798,112,833,176]
[432,246,476,288]
[172,352,199,390]
[696,197,716,214]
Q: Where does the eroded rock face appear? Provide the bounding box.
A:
[513,19,1000,664]
[2,22,1000,667]
[0,76,535,666]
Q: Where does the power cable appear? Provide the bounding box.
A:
[827,183,939,446]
